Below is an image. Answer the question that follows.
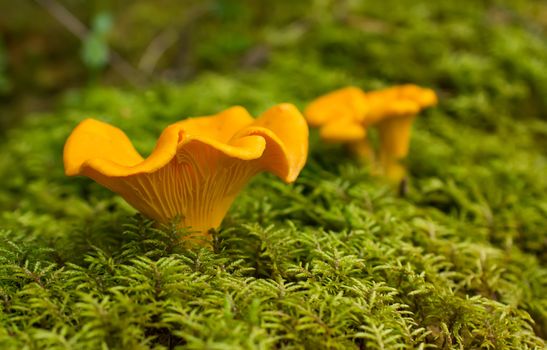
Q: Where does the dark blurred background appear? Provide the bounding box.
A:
[0,0,546,132]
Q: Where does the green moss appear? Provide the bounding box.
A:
[0,0,546,348]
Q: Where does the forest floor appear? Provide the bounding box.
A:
[0,1,546,349]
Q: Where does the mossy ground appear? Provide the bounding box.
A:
[0,0,546,349]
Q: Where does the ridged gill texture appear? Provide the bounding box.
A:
[64,104,309,239]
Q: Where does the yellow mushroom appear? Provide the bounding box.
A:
[304,86,373,160]
[305,84,437,182]
[64,104,309,241]
[367,85,437,181]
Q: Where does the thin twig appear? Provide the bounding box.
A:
[138,28,178,74]
[33,0,148,86]
[33,0,87,39]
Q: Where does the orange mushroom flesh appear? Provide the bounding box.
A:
[368,85,437,181]
[304,86,373,162]
[305,86,368,141]
[305,84,437,182]
[64,104,309,241]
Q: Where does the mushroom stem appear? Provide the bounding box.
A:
[348,138,375,163]
[377,115,415,182]
[379,154,407,183]
[95,145,260,241]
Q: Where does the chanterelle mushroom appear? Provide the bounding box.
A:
[305,84,437,182]
[64,104,309,240]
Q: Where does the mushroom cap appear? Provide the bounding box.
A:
[240,103,309,182]
[304,86,368,127]
[396,84,438,108]
[319,117,366,142]
[64,104,309,183]
[304,85,437,142]
[364,84,437,125]
[366,84,437,107]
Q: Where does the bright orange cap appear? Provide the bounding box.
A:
[64,104,309,240]
[367,84,437,182]
[305,84,437,182]
[305,86,368,126]
[364,84,437,125]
